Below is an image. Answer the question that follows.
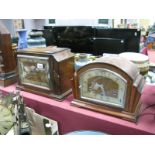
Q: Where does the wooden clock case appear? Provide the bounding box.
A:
[0,21,17,86]
[71,55,145,122]
[16,46,74,100]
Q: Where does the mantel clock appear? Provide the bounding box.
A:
[16,46,74,100]
[71,55,145,122]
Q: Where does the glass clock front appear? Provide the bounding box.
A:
[79,68,127,108]
[18,55,52,90]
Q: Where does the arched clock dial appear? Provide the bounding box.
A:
[71,55,145,122]
[80,68,127,108]
[0,105,13,135]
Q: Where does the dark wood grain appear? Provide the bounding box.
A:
[0,22,17,86]
[16,46,74,101]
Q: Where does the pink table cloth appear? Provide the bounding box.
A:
[1,84,155,135]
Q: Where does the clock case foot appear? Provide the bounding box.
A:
[16,84,72,101]
[0,72,17,87]
[71,99,141,123]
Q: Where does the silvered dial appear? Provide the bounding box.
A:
[79,68,127,108]
[18,55,52,90]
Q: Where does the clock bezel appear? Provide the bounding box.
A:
[17,54,53,91]
[73,62,133,111]
[79,68,128,109]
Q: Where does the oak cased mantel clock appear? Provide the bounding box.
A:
[71,55,145,122]
[16,46,74,100]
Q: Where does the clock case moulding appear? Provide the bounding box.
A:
[71,55,145,122]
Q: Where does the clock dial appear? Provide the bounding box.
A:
[79,68,127,108]
[18,55,52,90]
[0,105,13,135]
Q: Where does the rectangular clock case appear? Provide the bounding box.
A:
[16,46,74,100]
[0,21,17,87]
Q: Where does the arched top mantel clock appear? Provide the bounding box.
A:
[71,55,145,122]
